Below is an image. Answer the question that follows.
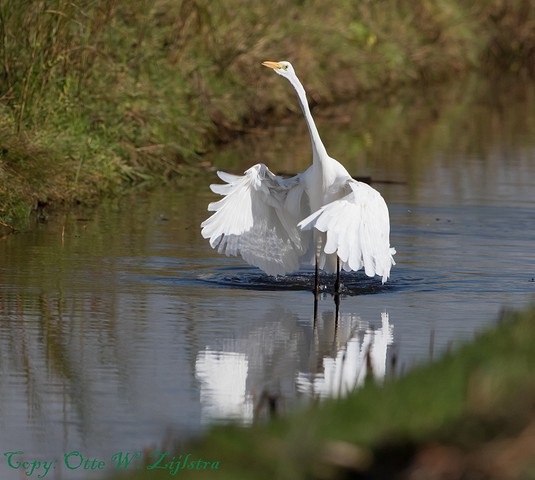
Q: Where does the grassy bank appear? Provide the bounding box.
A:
[106,304,535,480]
[1,0,535,222]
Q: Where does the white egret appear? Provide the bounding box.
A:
[201,60,395,294]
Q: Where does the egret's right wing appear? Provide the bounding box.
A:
[201,164,310,276]
[298,179,395,283]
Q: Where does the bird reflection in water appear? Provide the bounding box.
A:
[298,311,393,399]
[194,307,393,425]
[195,350,253,425]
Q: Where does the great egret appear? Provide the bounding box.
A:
[201,60,395,294]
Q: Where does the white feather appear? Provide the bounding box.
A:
[298,181,395,283]
[201,61,396,283]
[201,164,310,276]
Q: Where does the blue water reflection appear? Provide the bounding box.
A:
[1,79,535,479]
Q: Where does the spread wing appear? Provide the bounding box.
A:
[298,179,396,283]
[201,164,311,276]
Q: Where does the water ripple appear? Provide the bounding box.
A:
[198,267,393,295]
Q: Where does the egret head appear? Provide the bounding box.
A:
[262,60,295,79]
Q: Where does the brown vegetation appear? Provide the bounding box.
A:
[1,0,535,221]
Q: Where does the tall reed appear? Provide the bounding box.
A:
[0,0,117,130]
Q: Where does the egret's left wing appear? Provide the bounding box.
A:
[298,179,395,283]
[201,164,310,276]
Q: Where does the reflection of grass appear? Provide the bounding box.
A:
[0,290,102,443]
[1,0,535,221]
[107,304,535,480]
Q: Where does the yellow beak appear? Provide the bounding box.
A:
[262,61,282,69]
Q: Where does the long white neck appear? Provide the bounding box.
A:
[287,74,328,163]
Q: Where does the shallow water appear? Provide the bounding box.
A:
[1,77,535,478]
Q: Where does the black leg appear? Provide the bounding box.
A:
[313,293,318,329]
[334,256,341,294]
[333,256,341,309]
[314,253,319,298]
[334,285,340,335]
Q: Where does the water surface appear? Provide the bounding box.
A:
[1,77,534,478]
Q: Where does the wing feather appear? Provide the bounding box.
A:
[201,164,311,276]
[298,179,395,283]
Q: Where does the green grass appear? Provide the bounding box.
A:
[1,0,535,223]
[104,304,535,480]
